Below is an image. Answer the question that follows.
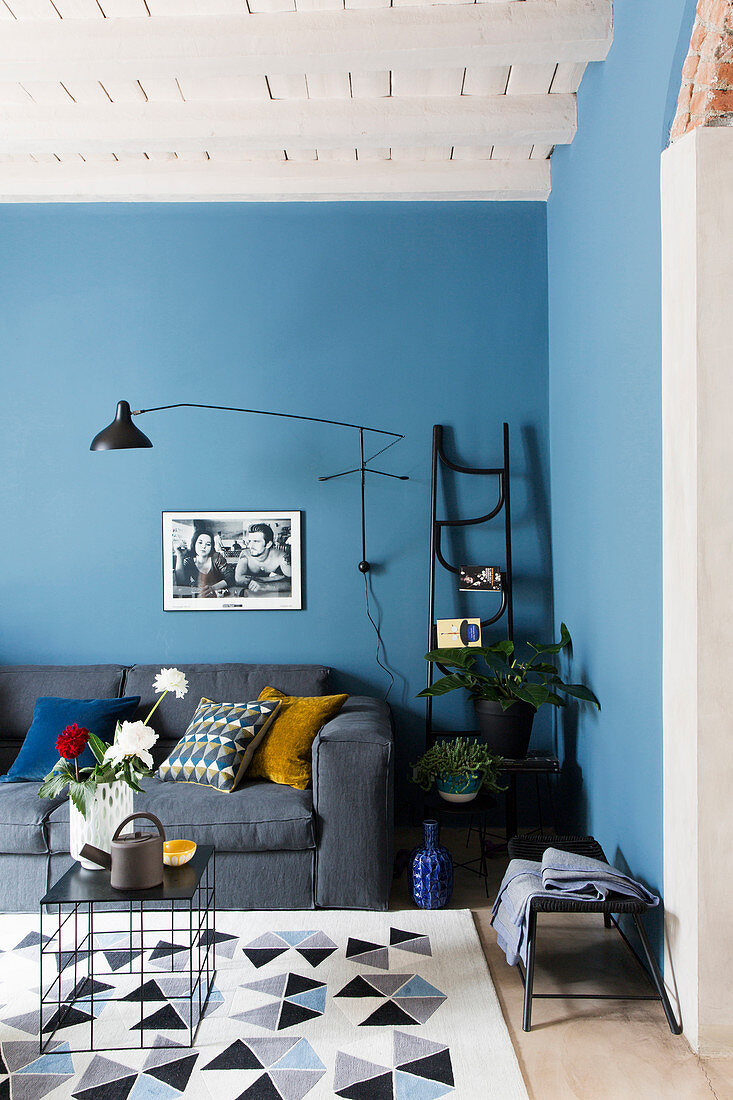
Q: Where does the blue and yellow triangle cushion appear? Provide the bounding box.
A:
[157,697,281,792]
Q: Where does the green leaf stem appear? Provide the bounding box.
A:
[87,731,108,765]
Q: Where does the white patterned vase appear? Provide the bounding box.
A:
[69,781,134,869]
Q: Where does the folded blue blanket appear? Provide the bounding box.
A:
[541,847,660,906]
[491,849,660,967]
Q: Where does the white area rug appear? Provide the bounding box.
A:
[0,909,527,1099]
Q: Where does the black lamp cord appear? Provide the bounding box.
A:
[358,428,397,702]
[363,571,395,703]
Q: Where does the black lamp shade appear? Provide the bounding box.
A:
[90,400,153,451]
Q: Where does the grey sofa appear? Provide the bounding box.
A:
[0,663,394,913]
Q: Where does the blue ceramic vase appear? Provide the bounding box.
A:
[409,819,453,909]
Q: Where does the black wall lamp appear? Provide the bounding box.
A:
[91,400,408,574]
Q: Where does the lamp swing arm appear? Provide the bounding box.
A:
[132,402,403,442]
[91,395,404,695]
[318,436,408,483]
[133,402,407,485]
[93,398,408,574]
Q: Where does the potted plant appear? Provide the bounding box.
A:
[411,736,504,803]
[417,623,600,758]
[39,667,189,867]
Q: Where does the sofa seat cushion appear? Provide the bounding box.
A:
[46,776,315,854]
[0,782,66,854]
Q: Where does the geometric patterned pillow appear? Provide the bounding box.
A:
[157,697,281,793]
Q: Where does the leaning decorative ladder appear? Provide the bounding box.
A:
[425,422,514,749]
[421,423,516,887]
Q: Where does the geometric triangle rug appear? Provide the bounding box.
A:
[0,909,527,1099]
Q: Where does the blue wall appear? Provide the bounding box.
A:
[0,203,551,796]
[547,1,696,899]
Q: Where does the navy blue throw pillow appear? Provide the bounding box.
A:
[1,696,141,783]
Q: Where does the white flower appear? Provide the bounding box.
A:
[153,667,188,699]
[104,720,158,771]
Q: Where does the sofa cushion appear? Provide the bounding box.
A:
[0,665,126,742]
[157,697,281,792]
[0,782,66,854]
[2,695,141,782]
[46,776,315,854]
[123,665,331,742]
[249,688,348,790]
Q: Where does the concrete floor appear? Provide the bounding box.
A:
[391,826,733,1100]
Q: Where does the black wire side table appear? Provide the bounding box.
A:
[422,790,497,897]
[500,753,560,840]
[39,844,216,1053]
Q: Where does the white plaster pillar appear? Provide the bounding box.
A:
[662,126,733,1056]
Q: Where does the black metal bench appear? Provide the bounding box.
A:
[506,835,681,1035]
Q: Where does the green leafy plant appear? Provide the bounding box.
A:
[417,623,600,712]
[410,737,504,793]
[38,727,137,817]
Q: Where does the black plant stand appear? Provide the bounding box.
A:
[39,845,216,1053]
[422,789,496,897]
[506,835,681,1035]
[481,752,561,849]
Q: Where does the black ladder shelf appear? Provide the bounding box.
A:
[426,423,514,748]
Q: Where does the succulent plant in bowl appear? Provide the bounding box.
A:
[410,737,504,803]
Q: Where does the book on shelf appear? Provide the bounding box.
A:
[435,618,482,648]
[459,565,502,593]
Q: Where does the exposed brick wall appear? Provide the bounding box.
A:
[670,0,733,141]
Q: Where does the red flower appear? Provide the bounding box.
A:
[56,724,90,760]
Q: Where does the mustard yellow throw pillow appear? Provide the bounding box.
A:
[248,686,348,789]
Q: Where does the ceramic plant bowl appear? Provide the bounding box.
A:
[163,839,197,867]
[436,771,482,803]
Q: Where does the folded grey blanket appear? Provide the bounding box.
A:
[490,859,543,967]
[491,850,660,967]
[540,847,660,906]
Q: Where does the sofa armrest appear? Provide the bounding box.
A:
[312,696,393,909]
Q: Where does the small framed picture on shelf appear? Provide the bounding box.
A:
[459,565,502,593]
[436,618,482,648]
[162,510,301,611]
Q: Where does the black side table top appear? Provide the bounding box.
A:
[426,732,559,773]
[41,844,215,906]
[500,753,560,773]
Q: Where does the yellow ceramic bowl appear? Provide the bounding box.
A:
[163,839,197,867]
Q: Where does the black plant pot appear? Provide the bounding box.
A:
[473,699,535,759]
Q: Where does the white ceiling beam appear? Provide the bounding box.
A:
[0,2,613,81]
[3,0,58,19]
[506,63,557,96]
[0,94,576,154]
[550,60,588,93]
[0,157,552,201]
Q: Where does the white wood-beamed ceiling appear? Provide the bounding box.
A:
[0,0,612,201]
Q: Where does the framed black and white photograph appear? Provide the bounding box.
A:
[162,511,301,611]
